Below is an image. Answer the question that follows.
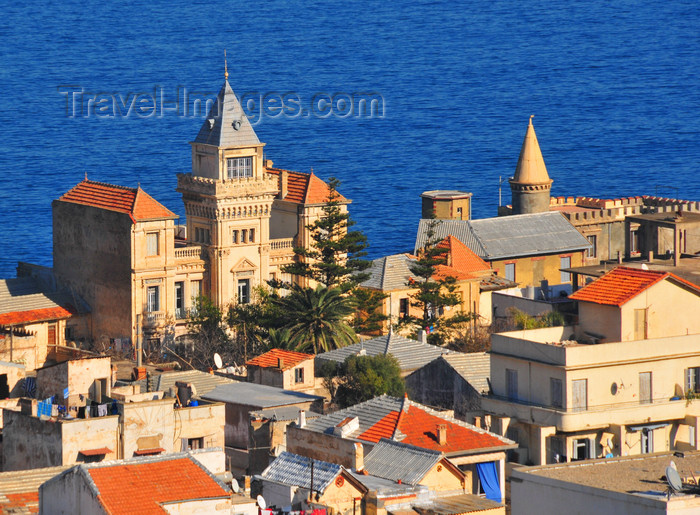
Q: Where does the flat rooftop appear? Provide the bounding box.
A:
[521,451,700,495]
[565,255,700,287]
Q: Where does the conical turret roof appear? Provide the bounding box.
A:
[511,115,552,186]
[193,79,260,148]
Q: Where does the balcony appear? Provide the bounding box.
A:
[174,245,206,261]
[482,394,689,432]
[270,237,295,255]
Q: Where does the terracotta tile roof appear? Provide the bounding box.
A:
[266,167,347,204]
[436,236,490,273]
[59,180,177,222]
[88,457,229,514]
[79,447,112,456]
[246,348,314,370]
[569,266,700,307]
[0,306,74,326]
[2,492,38,514]
[359,410,400,443]
[358,401,508,453]
[432,264,476,282]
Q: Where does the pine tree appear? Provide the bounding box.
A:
[282,177,371,291]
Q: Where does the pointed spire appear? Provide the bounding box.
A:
[193,75,260,148]
[511,115,552,186]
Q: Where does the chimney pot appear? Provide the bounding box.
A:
[437,424,447,445]
[299,409,306,428]
[278,357,284,369]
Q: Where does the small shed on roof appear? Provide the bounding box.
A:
[258,451,367,512]
[246,348,316,391]
[363,439,465,491]
[315,333,457,376]
[405,353,490,421]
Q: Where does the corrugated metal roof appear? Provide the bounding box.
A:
[201,382,321,408]
[260,452,342,493]
[439,353,490,394]
[303,395,403,438]
[155,370,236,397]
[415,212,591,260]
[363,439,441,486]
[360,254,421,291]
[250,406,322,422]
[315,333,455,372]
[193,80,260,148]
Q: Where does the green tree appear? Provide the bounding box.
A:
[335,354,405,408]
[273,284,358,354]
[510,308,564,330]
[407,218,462,344]
[227,286,282,362]
[185,295,231,370]
[282,177,371,291]
[351,288,388,335]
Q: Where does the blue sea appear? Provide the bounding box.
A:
[1,1,698,278]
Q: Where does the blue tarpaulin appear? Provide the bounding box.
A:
[476,461,501,502]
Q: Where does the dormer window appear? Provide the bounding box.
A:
[227,157,252,179]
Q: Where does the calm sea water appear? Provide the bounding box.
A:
[1,1,698,278]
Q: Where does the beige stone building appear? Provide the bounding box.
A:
[482,266,700,466]
[49,74,346,348]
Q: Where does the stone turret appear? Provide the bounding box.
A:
[509,115,553,214]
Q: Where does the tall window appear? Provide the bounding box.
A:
[399,298,409,319]
[572,379,587,411]
[630,229,639,254]
[175,282,184,319]
[147,286,160,312]
[232,230,239,244]
[641,428,653,453]
[560,256,571,283]
[227,157,253,179]
[146,232,159,256]
[686,367,700,394]
[572,439,591,461]
[550,378,563,408]
[241,229,248,243]
[294,367,304,384]
[249,228,255,243]
[238,279,250,304]
[586,235,597,258]
[505,263,516,282]
[506,369,518,401]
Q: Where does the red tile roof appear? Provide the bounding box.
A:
[59,180,177,222]
[79,447,112,456]
[266,167,348,204]
[3,493,38,514]
[246,348,314,370]
[569,266,700,307]
[0,306,74,326]
[88,458,229,515]
[359,403,507,453]
[437,236,490,273]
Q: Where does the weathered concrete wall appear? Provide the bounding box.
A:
[3,410,63,471]
[176,402,226,451]
[405,359,481,420]
[0,361,25,398]
[61,416,120,464]
[120,398,175,458]
[248,367,284,389]
[161,498,233,514]
[53,201,134,341]
[286,426,365,469]
[36,357,112,405]
[39,466,106,515]
[0,320,64,371]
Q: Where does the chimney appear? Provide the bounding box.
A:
[437,424,447,446]
[474,416,482,428]
[279,170,288,199]
[648,250,654,263]
[418,330,427,344]
[354,442,364,471]
[298,409,306,428]
[278,357,284,369]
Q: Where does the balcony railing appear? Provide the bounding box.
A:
[485,393,686,414]
[270,238,295,250]
[174,245,205,260]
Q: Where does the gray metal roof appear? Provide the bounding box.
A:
[250,406,322,422]
[303,395,403,438]
[360,254,421,291]
[154,370,236,397]
[201,382,321,408]
[193,80,260,148]
[260,452,342,493]
[415,212,591,260]
[315,333,455,372]
[0,277,78,317]
[348,471,426,497]
[439,353,490,394]
[363,439,442,486]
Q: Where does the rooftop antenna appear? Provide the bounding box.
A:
[498,176,503,207]
[224,49,229,81]
[666,463,683,500]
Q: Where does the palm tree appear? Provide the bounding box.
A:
[274,285,357,354]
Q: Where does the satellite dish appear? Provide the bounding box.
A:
[607,437,614,450]
[666,465,682,493]
[641,263,649,270]
[257,495,267,509]
[214,353,223,369]
[232,478,240,494]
